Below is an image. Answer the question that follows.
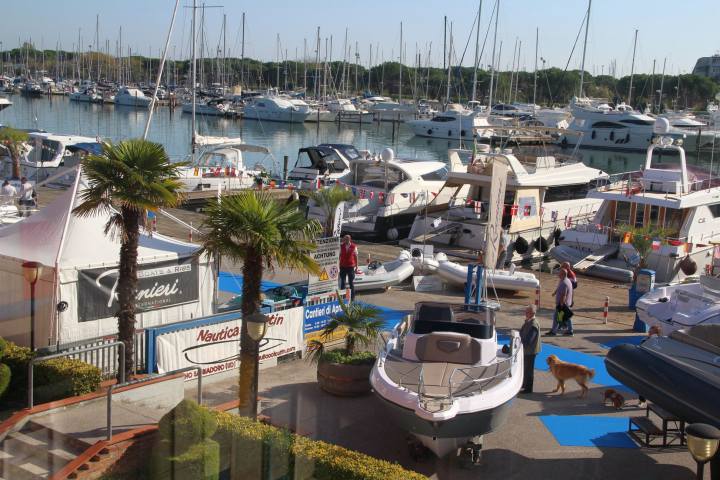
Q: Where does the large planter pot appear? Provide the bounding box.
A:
[317,361,374,396]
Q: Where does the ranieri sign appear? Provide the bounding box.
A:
[155,306,304,380]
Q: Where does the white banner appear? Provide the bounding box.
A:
[307,236,341,295]
[156,306,304,381]
[332,201,345,237]
[484,157,509,270]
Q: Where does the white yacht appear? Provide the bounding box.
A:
[407,104,494,142]
[552,137,720,283]
[287,143,357,190]
[307,148,462,241]
[371,301,523,459]
[177,135,270,192]
[636,275,720,335]
[560,98,682,151]
[0,97,12,112]
[407,143,607,263]
[367,100,417,122]
[305,99,374,123]
[69,87,102,103]
[656,114,720,152]
[114,87,152,107]
[242,94,312,123]
[0,132,101,185]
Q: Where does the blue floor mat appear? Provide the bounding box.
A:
[600,336,645,350]
[218,272,282,295]
[536,344,631,392]
[373,305,412,331]
[540,415,637,448]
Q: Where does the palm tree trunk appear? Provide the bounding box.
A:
[11,153,20,180]
[238,246,263,418]
[116,208,140,382]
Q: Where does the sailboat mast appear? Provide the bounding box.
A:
[533,27,538,105]
[191,0,197,154]
[658,57,666,112]
[514,40,521,103]
[95,15,100,82]
[240,12,245,87]
[445,23,452,106]
[398,22,403,103]
[578,0,591,97]
[487,0,499,110]
[471,0,482,103]
[627,28,638,106]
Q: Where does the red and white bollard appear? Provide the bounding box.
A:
[603,296,609,324]
[534,286,540,308]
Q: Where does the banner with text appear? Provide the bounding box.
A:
[155,306,304,380]
[307,236,340,296]
[78,257,199,322]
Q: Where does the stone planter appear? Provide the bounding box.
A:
[316,360,374,396]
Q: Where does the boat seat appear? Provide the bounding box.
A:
[415,332,481,365]
[670,325,720,356]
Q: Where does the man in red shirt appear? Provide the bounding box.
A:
[339,235,359,301]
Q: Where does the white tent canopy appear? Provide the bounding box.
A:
[0,174,216,348]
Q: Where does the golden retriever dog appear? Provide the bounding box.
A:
[546,354,595,398]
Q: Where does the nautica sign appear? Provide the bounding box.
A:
[77,257,199,322]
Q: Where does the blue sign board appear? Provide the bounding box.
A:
[303,300,342,334]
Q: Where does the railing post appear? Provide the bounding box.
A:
[107,387,113,441]
[196,366,203,405]
[28,359,34,409]
[119,342,126,385]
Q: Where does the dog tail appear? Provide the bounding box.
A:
[588,368,596,380]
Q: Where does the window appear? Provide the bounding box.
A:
[709,204,720,218]
[431,116,456,122]
[620,119,654,126]
[355,164,405,189]
[615,202,632,225]
[591,121,626,129]
[544,184,590,202]
[421,167,448,181]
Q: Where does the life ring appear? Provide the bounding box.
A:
[679,255,697,275]
[514,236,529,254]
[534,236,549,252]
[553,228,562,246]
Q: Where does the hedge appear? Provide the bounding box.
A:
[2,340,102,404]
[212,410,428,480]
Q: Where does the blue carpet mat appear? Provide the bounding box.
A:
[373,305,412,331]
[600,336,645,350]
[218,272,282,295]
[536,344,631,392]
[540,415,637,448]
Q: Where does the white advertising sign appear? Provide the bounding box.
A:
[156,306,304,381]
[484,157,509,270]
[332,201,345,238]
[307,236,341,295]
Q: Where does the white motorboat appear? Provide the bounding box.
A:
[636,275,720,335]
[177,135,270,193]
[432,253,540,292]
[0,201,22,226]
[114,87,152,107]
[308,148,464,241]
[371,300,523,458]
[305,99,374,124]
[407,104,494,142]
[182,98,237,117]
[0,97,13,112]
[353,250,415,292]
[69,88,102,103]
[242,93,313,123]
[287,143,356,190]
[407,142,607,263]
[367,100,417,122]
[553,137,720,283]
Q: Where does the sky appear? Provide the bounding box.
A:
[3,0,718,76]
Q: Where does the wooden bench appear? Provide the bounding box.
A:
[628,403,686,447]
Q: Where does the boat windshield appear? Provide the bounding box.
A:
[295,147,348,173]
[410,302,495,340]
[28,139,62,163]
[355,163,405,189]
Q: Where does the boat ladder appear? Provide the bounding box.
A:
[573,244,619,272]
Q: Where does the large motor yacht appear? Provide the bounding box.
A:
[552,138,720,283]
[242,94,313,123]
[407,142,607,263]
[371,300,523,459]
[407,104,494,142]
[114,87,152,107]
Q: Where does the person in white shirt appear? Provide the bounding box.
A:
[1,180,17,199]
[18,177,35,216]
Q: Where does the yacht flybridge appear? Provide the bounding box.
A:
[407,137,607,263]
[307,148,463,241]
[371,301,523,459]
[553,137,720,283]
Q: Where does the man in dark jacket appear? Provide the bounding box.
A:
[519,305,541,394]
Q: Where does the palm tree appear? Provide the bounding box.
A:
[311,296,383,358]
[0,126,29,179]
[199,191,322,417]
[304,185,355,236]
[73,139,184,380]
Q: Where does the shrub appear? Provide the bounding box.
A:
[2,340,102,404]
[319,350,376,366]
[212,410,427,480]
[0,337,9,399]
[151,400,219,480]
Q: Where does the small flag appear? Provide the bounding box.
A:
[551,210,558,222]
[511,205,519,216]
[651,238,661,251]
[474,201,482,214]
[359,189,366,199]
[524,205,531,216]
[378,192,385,202]
[388,193,395,204]
[622,232,632,244]
[369,191,374,200]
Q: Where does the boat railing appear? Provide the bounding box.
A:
[597,170,720,198]
[447,335,522,398]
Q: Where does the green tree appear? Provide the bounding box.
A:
[303,185,355,236]
[199,191,321,417]
[0,127,29,179]
[616,225,670,282]
[73,139,184,380]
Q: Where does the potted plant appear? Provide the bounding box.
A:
[308,296,383,396]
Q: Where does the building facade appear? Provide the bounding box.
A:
[692,54,720,82]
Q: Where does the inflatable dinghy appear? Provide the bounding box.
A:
[434,253,540,291]
[354,250,415,292]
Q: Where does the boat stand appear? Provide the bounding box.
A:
[458,435,484,468]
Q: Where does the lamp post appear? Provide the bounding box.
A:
[244,311,268,421]
[22,261,43,350]
[686,423,720,480]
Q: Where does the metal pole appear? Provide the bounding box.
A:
[628,29,638,106]
[533,28,538,106]
[471,0,482,103]
[578,0,592,97]
[487,0,500,110]
[30,282,35,350]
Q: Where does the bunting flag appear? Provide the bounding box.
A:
[315,177,322,189]
[551,210,558,222]
[651,239,661,251]
[369,191,375,200]
[511,205,519,216]
[473,201,482,214]
[388,193,395,204]
[622,232,632,244]
[193,167,199,176]
[378,192,385,202]
[524,205,531,216]
[359,189,366,199]
[230,167,236,177]
[225,167,230,176]
[351,187,357,195]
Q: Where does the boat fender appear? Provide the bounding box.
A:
[561,137,568,147]
[553,228,562,246]
[610,131,615,141]
[679,255,698,276]
[591,130,596,140]
[427,129,433,135]
[534,236,549,252]
[448,130,452,137]
[435,252,448,262]
[386,227,399,241]
[514,236,529,254]
[461,130,466,137]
